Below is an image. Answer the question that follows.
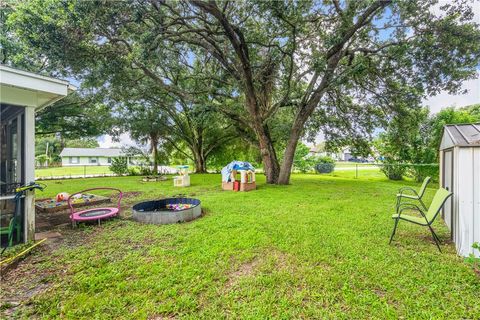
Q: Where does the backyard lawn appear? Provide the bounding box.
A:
[35,166,113,179]
[2,173,479,319]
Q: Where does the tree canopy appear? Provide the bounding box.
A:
[7,0,480,183]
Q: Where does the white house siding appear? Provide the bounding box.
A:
[62,156,114,166]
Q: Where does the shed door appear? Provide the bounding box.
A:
[443,149,454,231]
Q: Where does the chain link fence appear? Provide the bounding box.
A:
[34,163,440,181]
[329,162,439,181]
[35,165,115,180]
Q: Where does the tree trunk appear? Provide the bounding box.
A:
[194,156,207,173]
[278,99,326,185]
[278,53,341,185]
[255,123,280,184]
[278,120,304,185]
[193,149,207,173]
[151,135,159,175]
[259,134,280,183]
[243,97,280,183]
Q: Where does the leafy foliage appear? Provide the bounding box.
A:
[376,104,480,181]
[315,156,336,174]
[292,143,316,173]
[6,0,480,184]
[465,242,480,277]
[109,158,128,176]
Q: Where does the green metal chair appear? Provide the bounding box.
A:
[390,187,452,252]
[0,216,21,247]
[396,176,431,211]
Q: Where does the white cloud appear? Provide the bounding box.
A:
[423,77,480,113]
[422,1,480,113]
[98,133,137,148]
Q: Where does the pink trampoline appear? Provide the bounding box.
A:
[68,188,123,227]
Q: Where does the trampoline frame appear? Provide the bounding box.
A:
[68,187,123,227]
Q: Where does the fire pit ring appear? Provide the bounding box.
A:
[132,198,201,225]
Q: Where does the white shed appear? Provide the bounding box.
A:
[439,124,480,257]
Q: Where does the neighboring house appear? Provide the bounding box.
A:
[1,65,74,242]
[308,144,352,161]
[339,148,353,162]
[60,148,136,166]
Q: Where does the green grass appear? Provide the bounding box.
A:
[35,166,113,178]
[8,174,480,318]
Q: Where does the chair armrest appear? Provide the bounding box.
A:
[396,203,427,221]
[397,187,419,199]
[397,203,422,216]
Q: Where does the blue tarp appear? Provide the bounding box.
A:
[221,161,255,182]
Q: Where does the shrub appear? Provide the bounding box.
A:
[380,160,406,180]
[127,166,140,176]
[407,164,439,182]
[292,143,316,173]
[315,156,335,174]
[109,157,128,175]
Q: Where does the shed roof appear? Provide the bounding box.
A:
[443,124,480,147]
[60,148,126,157]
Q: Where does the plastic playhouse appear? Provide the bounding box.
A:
[174,165,190,187]
[221,161,256,192]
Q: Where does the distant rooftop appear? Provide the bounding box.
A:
[444,124,480,147]
[59,148,126,157]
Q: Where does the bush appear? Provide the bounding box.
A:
[292,143,316,173]
[127,166,140,176]
[109,157,128,175]
[315,156,335,174]
[407,164,439,182]
[380,161,406,180]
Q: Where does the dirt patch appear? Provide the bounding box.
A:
[224,249,293,291]
[0,222,112,318]
[0,242,59,318]
[120,191,143,199]
[224,257,260,290]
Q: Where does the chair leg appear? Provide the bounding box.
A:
[428,225,442,253]
[389,219,399,244]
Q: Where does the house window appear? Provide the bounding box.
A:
[107,157,112,164]
[70,157,79,164]
[89,157,97,164]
